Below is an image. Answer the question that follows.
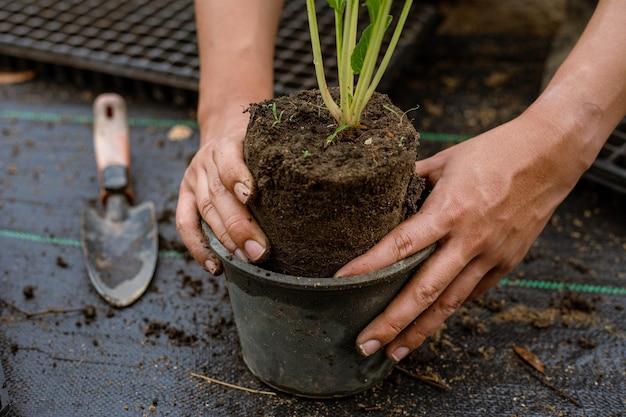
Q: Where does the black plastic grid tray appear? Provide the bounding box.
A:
[586,117,626,194]
[0,0,439,96]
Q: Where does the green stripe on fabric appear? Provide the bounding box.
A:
[0,229,185,258]
[159,250,186,259]
[419,132,471,143]
[0,229,82,247]
[500,278,626,295]
[0,109,198,129]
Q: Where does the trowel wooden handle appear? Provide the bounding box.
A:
[93,93,134,203]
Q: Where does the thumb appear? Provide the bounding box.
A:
[335,209,442,277]
[335,153,447,277]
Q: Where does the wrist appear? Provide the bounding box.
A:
[523,81,608,184]
[197,94,266,145]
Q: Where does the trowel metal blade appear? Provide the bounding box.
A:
[81,201,158,308]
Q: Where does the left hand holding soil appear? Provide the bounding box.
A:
[176,114,270,275]
[175,0,281,275]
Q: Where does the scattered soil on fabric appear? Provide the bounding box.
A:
[22,285,35,299]
[491,291,602,328]
[143,319,199,346]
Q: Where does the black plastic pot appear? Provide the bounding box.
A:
[203,223,436,398]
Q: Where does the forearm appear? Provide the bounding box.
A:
[194,0,284,141]
[526,0,626,186]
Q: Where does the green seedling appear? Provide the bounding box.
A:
[302,150,311,158]
[306,0,414,127]
[382,104,419,125]
[267,102,285,127]
[308,101,326,118]
[326,123,353,144]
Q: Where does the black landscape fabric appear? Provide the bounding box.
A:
[1,79,625,417]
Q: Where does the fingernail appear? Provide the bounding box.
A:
[205,260,218,275]
[391,346,410,362]
[234,182,251,204]
[244,240,266,262]
[234,248,249,262]
[358,339,381,357]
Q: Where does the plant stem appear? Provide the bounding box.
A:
[340,0,359,124]
[350,0,393,123]
[334,4,344,83]
[306,0,342,123]
[356,0,413,120]
[307,0,413,127]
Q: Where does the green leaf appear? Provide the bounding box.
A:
[365,0,384,22]
[364,0,393,41]
[326,123,352,144]
[350,14,391,75]
[327,0,346,13]
[351,0,392,75]
[351,24,372,75]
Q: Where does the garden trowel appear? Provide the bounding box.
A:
[81,93,158,308]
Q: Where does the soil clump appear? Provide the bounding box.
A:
[244,88,424,277]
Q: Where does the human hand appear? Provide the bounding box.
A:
[336,113,582,362]
[176,111,269,275]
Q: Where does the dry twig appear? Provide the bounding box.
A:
[513,344,545,374]
[394,365,451,391]
[0,297,90,319]
[513,345,582,408]
[190,372,277,396]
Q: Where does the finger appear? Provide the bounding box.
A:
[212,136,256,205]
[413,151,446,186]
[383,259,497,362]
[467,261,516,301]
[355,240,468,357]
[335,152,456,278]
[190,165,237,252]
[205,162,269,263]
[197,190,238,253]
[176,186,224,276]
[335,196,447,277]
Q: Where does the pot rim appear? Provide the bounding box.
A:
[202,221,436,291]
